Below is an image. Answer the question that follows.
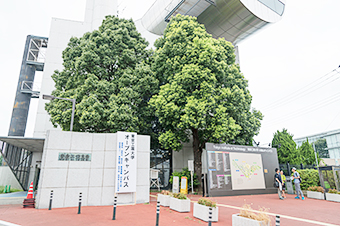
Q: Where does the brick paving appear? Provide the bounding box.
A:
[0,193,339,226]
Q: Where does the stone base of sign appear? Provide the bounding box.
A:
[232,214,269,226]
[325,193,340,202]
[35,130,150,209]
[157,194,170,207]
[307,191,325,200]
[193,203,218,222]
[169,197,190,212]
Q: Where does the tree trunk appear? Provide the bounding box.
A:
[192,128,202,192]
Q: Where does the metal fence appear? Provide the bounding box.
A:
[279,163,317,176]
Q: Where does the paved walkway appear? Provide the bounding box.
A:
[0,193,339,226]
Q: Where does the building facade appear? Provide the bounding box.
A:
[2,0,286,191]
[294,129,340,162]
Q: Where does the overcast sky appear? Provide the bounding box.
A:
[1,0,339,146]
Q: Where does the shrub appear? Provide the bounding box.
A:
[292,169,320,190]
[321,170,336,189]
[161,190,171,196]
[169,167,199,188]
[198,198,216,208]
[239,204,271,225]
[328,189,340,194]
[172,193,187,200]
[308,186,325,193]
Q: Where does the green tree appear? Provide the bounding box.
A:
[298,139,320,165]
[150,15,263,188]
[272,129,301,164]
[45,16,160,147]
[314,138,329,158]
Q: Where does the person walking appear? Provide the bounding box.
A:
[275,168,284,200]
[292,167,304,200]
[280,170,287,199]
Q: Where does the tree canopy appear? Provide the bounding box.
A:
[298,139,319,165]
[150,15,263,183]
[272,129,301,164]
[45,16,159,144]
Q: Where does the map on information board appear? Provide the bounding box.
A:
[229,152,265,190]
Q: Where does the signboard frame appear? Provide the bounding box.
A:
[205,143,279,197]
[115,131,137,194]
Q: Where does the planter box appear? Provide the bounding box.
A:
[193,202,218,222]
[307,191,325,200]
[325,193,340,202]
[157,194,170,207]
[169,197,190,212]
[232,214,269,226]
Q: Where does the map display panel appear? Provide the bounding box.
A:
[229,152,265,190]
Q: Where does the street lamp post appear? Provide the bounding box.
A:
[43,94,76,131]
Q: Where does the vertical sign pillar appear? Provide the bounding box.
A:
[188,160,194,194]
[172,176,179,193]
[116,132,137,194]
[180,177,188,194]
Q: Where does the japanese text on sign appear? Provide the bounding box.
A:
[116,132,137,193]
[58,153,91,161]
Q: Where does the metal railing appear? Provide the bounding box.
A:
[0,141,32,190]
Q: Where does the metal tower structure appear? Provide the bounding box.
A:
[8,35,48,137]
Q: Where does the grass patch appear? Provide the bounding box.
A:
[0,186,23,194]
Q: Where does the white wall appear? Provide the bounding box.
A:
[33,0,117,138]
[172,138,207,174]
[0,166,22,190]
[36,130,150,209]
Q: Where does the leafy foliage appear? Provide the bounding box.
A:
[328,189,340,194]
[151,15,262,185]
[198,198,216,207]
[161,190,171,196]
[172,193,187,200]
[314,139,329,158]
[272,129,301,164]
[322,170,336,189]
[307,186,325,193]
[298,139,320,165]
[169,167,199,188]
[292,169,320,190]
[45,16,160,148]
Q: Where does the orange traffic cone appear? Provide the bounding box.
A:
[26,181,34,199]
[23,181,35,208]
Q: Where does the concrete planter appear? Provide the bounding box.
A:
[325,193,340,202]
[193,203,218,222]
[307,191,325,200]
[232,214,269,226]
[157,194,170,207]
[169,197,190,212]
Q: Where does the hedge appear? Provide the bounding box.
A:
[293,169,320,190]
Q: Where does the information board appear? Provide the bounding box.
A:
[206,143,279,196]
[116,132,137,193]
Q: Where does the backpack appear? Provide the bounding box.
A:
[273,174,279,188]
[294,172,302,183]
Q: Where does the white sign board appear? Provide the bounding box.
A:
[116,132,137,193]
[172,176,179,193]
[188,160,194,172]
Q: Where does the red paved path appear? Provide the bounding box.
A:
[0,193,339,226]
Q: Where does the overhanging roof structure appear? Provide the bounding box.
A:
[0,136,45,152]
[141,0,286,44]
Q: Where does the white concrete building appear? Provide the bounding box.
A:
[1,0,286,193]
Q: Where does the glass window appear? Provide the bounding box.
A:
[258,0,285,16]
